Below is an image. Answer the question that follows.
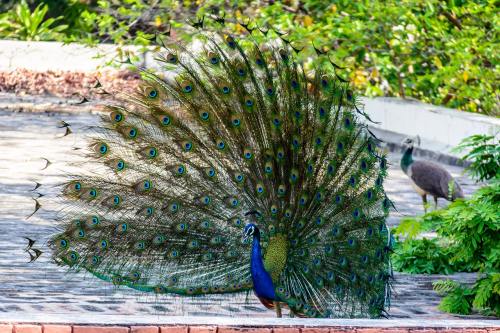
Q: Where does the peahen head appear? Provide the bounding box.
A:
[402,135,421,148]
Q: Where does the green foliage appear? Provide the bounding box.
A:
[392,238,459,275]
[0,0,67,41]
[392,181,500,274]
[0,0,498,115]
[454,134,500,182]
[392,180,499,317]
[433,273,500,317]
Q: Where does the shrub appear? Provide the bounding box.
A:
[0,0,498,116]
[0,0,67,41]
[453,134,500,182]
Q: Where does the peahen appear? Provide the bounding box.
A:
[49,25,392,318]
[401,137,464,212]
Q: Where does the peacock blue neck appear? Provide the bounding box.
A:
[250,227,277,301]
[401,145,414,174]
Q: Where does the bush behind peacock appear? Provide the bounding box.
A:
[49,26,393,318]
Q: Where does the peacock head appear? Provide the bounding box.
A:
[243,223,259,240]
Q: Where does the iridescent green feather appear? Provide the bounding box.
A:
[51,27,391,318]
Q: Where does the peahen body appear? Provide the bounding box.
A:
[401,137,464,212]
[49,26,392,318]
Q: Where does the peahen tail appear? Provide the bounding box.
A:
[50,25,392,318]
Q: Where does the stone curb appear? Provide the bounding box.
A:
[0,324,499,333]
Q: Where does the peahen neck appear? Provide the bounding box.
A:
[250,227,277,301]
[401,146,414,174]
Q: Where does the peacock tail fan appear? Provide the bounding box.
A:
[50,26,392,318]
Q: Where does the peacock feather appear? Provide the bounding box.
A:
[49,24,392,318]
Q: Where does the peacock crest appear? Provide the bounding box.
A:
[49,23,392,318]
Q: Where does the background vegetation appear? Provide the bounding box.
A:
[392,134,499,317]
[0,0,498,116]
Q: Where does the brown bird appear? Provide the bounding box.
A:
[401,136,464,212]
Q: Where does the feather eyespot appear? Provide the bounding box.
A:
[255,57,264,66]
[146,88,158,99]
[234,172,244,183]
[88,188,97,199]
[335,194,342,204]
[265,87,274,96]
[90,216,100,226]
[112,195,121,206]
[77,229,85,238]
[216,139,226,150]
[227,197,239,207]
[264,162,273,174]
[237,67,246,77]
[231,116,241,127]
[146,147,158,158]
[94,143,109,155]
[182,141,193,152]
[349,175,356,187]
[176,165,185,175]
[110,111,123,123]
[200,111,210,121]
[166,53,177,64]
[201,196,211,205]
[145,207,154,216]
[116,160,125,171]
[100,240,108,249]
[116,223,128,232]
[243,149,252,160]
[225,35,236,48]
[207,51,219,65]
[135,241,145,250]
[159,114,171,126]
[181,81,193,93]
[205,167,216,178]
[255,183,265,194]
[91,255,100,265]
[270,205,278,215]
[128,128,138,138]
[344,117,352,128]
[318,106,326,118]
[59,239,68,248]
[69,251,79,262]
[169,202,179,213]
[331,226,342,237]
[221,85,231,94]
[244,97,254,107]
[277,185,286,195]
[291,80,299,89]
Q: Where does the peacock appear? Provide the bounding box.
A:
[48,23,393,318]
[401,136,464,212]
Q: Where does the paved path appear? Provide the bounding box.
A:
[0,110,485,321]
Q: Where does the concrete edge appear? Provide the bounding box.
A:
[0,315,499,328]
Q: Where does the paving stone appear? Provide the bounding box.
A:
[0,110,486,322]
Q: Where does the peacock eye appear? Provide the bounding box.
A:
[116,160,125,170]
[74,182,82,191]
[222,86,230,94]
[161,115,171,126]
[128,128,137,138]
[148,89,158,99]
[166,53,177,64]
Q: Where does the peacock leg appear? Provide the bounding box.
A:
[421,194,427,213]
[433,196,438,210]
[274,301,282,318]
